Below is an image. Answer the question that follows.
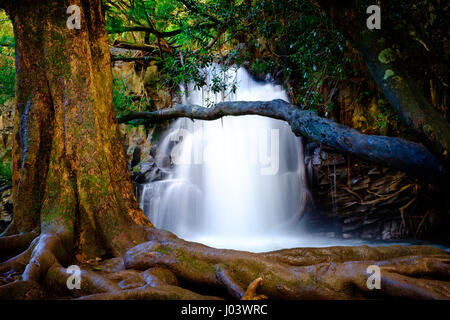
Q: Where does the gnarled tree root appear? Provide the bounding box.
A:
[123,231,450,300]
[0,229,39,261]
[78,285,221,300]
[1,228,449,300]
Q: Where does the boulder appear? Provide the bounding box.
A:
[131,158,165,184]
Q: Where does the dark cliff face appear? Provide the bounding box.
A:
[303,141,450,242]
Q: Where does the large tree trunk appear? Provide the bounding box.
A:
[0,0,449,301]
[118,100,447,183]
[316,0,450,167]
[2,0,152,261]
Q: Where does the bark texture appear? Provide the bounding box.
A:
[119,100,447,183]
[3,0,152,260]
[123,232,450,300]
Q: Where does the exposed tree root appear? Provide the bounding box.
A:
[122,231,450,299]
[0,236,39,275]
[0,229,39,261]
[1,227,449,300]
[360,184,413,206]
[260,244,445,266]
[0,280,44,300]
[242,278,267,300]
[399,197,416,229]
[78,285,221,300]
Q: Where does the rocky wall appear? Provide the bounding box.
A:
[304,141,449,241]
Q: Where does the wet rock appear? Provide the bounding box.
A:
[312,148,322,165]
[342,223,360,233]
[132,158,163,183]
[113,59,172,111]
[130,145,142,167]
[119,124,156,169]
[360,226,376,239]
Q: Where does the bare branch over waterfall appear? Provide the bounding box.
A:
[118,99,447,183]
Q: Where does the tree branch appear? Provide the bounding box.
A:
[178,0,220,25]
[108,26,181,38]
[110,55,155,62]
[112,40,173,54]
[193,29,225,54]
[117,99,447,183]
[111,40,159,54]
[316,0,450,168]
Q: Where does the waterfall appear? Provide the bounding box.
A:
[139,66,309,252]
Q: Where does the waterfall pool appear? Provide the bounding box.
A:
[137,65,450,254]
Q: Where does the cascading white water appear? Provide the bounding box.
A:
[139,66,309,252]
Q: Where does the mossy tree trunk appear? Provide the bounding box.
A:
[0,0,449,301]
[2,0,152,262]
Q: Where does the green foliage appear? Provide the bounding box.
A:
[0,149,11,185]
[375,98,398,131]
[104,0,356,112]
[106,0,178,35]
[113,76,151,118]
[0,11,15,105]
[0,57,15,105]
[241,0,351,109]
[113,77,134,116]
[105,0,243,94]
[376,112,389,129]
